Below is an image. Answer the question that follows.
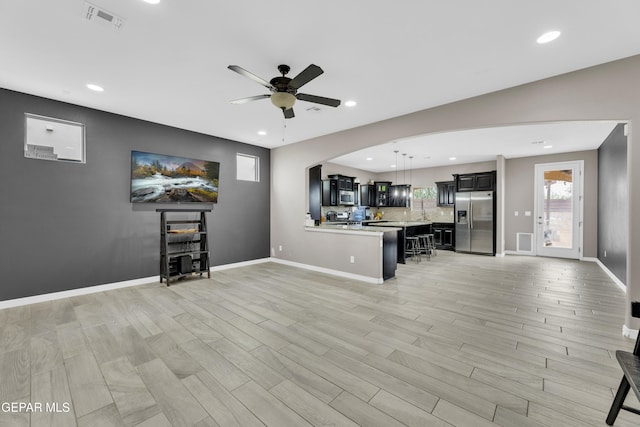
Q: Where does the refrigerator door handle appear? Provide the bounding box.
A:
[469,203,473,229]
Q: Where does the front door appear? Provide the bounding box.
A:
[534,161,583,259]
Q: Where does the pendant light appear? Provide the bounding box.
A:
[402,153,407,197]
[394,150,399,196]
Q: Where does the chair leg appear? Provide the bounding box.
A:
[607,376,631,425]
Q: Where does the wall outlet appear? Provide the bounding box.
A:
[278,245,283,252]
[350,256,355,264]
[514,211,519,216]
[604,250,607,257]
[525,211,532,216]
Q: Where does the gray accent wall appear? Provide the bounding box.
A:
[598,123,627,283]
[0,88,270,301]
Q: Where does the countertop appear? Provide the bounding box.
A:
[306,224,402,236]
[366,221,432,227]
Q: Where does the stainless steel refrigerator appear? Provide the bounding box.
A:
[455,191,495,255]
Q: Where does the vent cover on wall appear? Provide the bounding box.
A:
[82,1,125,30]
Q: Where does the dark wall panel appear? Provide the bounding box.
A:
[598,123,627,283]
[0,88,270,300]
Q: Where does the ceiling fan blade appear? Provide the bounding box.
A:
[230,94,270,104]
[296,93,341,108]
[228,65,273,90]
[288,64,323,89]
[283,108,295,119]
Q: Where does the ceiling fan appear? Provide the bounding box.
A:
[227,64,341,119]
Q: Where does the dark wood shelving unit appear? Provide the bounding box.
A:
[158,209,211,285]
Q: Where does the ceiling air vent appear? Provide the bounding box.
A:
[82,1,125,30]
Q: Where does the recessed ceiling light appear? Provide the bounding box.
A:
[366,157,373,161]
[390,164,397,168]
[143,0,160,4]
[537,30,561,44]
[345,100,357,107]
[86,83,104,92]
[544,145,553,149]
[449,157,457,161]
[257,130,267,136]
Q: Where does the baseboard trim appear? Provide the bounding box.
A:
[0,257,382,310]
[270,258,383,285]
[623,324,639,340]
[0,276,159,310]
[582,257,626,293]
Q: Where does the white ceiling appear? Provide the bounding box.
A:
[329,121,621,172]
[1,0,638,157]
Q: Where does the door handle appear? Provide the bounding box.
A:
[537,216,543,225]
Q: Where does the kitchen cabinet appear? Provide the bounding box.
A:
[359,184,376,207]
[375,181,392,207]
[159,209,210,285]
[432,222,455,250]
[389,184,411,207]
[322,179,338,206]
[436,181,455,206]
[328,174,354,191]
[309,165,322,220]
[454,171,496,192]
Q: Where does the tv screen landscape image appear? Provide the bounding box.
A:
[130,150,220,203]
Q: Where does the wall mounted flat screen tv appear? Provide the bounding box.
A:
[130,150,220,203]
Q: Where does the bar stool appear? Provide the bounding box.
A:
[417,234,436,261]
[405,236,421,263]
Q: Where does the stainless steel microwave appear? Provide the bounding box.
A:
[339,190,355,205]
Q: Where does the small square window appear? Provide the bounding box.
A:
[24,113,86,163]
[236,153,259,182]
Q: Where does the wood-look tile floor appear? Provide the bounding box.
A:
[1,252,638,426]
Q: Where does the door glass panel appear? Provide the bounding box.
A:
[542,169,573,249]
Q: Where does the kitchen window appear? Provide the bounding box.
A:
[236,153,259,182]
[412,186,437,211]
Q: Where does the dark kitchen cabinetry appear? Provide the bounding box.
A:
[328,174,354,191]
[359,184,376,207]
[455,171,496,192]
[389,185,411,207]
[375,181,392,207]
[322,179,338,206]
[159,209,211,285]
[436,181,455,206]
[309,165,322,221]
[432,222,455,250]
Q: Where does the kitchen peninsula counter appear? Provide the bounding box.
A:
[366,221,432,263]
[304,224,399,281]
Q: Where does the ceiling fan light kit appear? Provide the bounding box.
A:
[270,92,296,110]
[228,63,341,119]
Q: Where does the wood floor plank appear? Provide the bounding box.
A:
[65,351,113,418]
[231,380,313,427]
[250,346,343,404]
[30,365,76,427]
[279,344,380,402]
[100,356,158,425]
[179,339,250,390]
[137,358,209,426]
[329,391,407,427]
[269,380,359,427]
[368,389,454,427]
[144,333,203,379]
[190,370,266,427]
